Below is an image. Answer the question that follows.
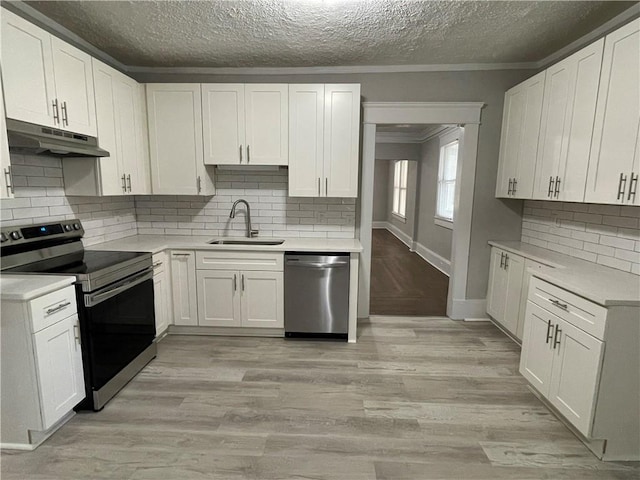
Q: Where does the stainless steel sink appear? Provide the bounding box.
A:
[208,239,285,246]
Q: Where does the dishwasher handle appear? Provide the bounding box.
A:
[286,260,349,268]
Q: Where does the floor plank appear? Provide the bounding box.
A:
[2,316,638,479]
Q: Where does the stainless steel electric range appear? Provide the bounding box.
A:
[1,219,157,411]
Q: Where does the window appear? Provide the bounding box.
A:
[392,160,408,219]
[436,137,459,224]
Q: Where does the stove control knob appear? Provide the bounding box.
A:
[10,231,22,241]
[0,232,8,242]
[72,223,81,231]
[64,224,73,232]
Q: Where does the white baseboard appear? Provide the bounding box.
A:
[449,299,488,320]
[412,241,451,276]
[372,221,388,229]
[384,222,413,249]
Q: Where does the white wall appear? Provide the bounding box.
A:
[414,135,453,261]
[1,154,137,246]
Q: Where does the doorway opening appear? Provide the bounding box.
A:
[370,124,459,316]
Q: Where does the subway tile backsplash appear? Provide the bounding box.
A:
[0,159,356,246]
[136,169,356,239]
[1,154,137,246]
[521,200,640,275]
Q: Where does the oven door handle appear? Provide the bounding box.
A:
[84,269,153,307]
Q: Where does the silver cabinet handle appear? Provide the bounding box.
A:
[553,324,562,349]
[549,298,568,310]
[507,178,513,195]
[499,252,505,269]
[239,145,243,163]
[73,322,81,347]
[548,176,554,197]
[61,101,69,127]
[152,261,163,268]
[233,274,237,292]
[554,176,561,198]
[4,166,14,195]
[241,274,245,292]
[617,173,628,201]
[325,178,328,196]
[121,174,127,193]
[504,254,509,269]
[628,172,638,202]
[545,320,553,344]
[512,178,517,195]
[127,174,132,192]
[45,301,72,316]
[247,145,250,164]
[197,176,202,193]
[172,253,191,257]
[52,99,60,124]
[318,178,320,196]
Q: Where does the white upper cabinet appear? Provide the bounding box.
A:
[1,9,57,128]
[146,84,214,195]
[50,37,97,136]
[288,84,360,198]
[533,39,604,202]
[495,72,545,198]
[288,84,325,197]
[1,10,97,136]
[585,19,640,205]
[202,84,288,165]
[63,59,150,196]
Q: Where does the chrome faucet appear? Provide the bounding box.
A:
[229,199,259,238]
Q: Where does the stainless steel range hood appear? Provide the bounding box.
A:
[6,119,110,157]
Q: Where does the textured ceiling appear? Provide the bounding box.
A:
[21,0,637,68]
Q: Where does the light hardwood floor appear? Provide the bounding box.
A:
[2,317,639,479]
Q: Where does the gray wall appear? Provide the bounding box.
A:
[134,69,532,300]
[415,136,453,261]
[372,160,389,222]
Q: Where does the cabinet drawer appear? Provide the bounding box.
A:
[528,277,607,339]
[29,285,77,333]
[196,251,283,271]
[152,252,166,274]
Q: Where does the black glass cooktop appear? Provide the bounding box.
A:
[7,250,149,276]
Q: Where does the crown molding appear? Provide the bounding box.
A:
[375,125,461,144]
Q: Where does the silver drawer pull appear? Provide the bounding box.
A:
[549,298,568,310]
[45,301,72,315]
[152,261,163,268]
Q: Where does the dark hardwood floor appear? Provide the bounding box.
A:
[370,229,449,316]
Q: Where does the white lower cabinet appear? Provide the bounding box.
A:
[169,250,198,326]
[195,251,284,329]
[520,276,639,461]
[1,284,85,449]
[152,252,171,336]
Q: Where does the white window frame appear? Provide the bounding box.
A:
[435,129,460,229]
[392,160,408,221]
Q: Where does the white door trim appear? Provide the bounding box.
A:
[358,102,484,319]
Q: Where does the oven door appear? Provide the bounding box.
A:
[81,269,155,391]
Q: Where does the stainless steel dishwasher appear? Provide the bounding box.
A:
[284,253,350,339]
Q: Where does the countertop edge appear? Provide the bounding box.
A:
[1,275,77,302]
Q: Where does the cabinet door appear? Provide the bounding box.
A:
[147,84,202,194]
[548,318,604,437]
[288,84,325,197]
[33,315,84,429]
[240,271,284,328]
[534,40,603,201]
[486,248,507,321]
[1,9,56,127]
[50,37,97,136]
[197,270,241,327]
[516,259,546,341]
[324,84,360,198]
[202,84,245,165]
[114,76,147,194]
[496,72,545,199]
[0,75,13,199]
[585,19,640,204]
[170,251,198,326]
[244,84,288,165]
[519,301,555,396]
[502,253,525,336]
[153,268,169,337]
[92,59,124,195]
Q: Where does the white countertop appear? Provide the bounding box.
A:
[489,241,640,307]
[0,275,76,301]
[87,235,363,255]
